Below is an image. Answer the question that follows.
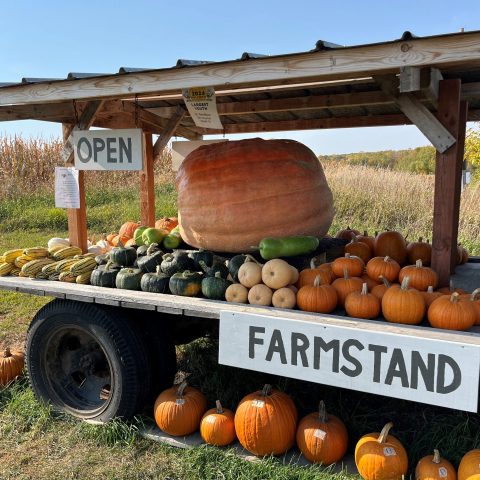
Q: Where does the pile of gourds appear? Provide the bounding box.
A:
[153,380,478,478]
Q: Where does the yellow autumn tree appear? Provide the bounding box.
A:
[465,125,480,176]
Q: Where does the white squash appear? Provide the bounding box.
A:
[87,245,104,256]
[238,261,262,288]
[96,239,112,253]
[248,284,273,306]
[272,287,296,309]
[225,283,248,303]
[261,259,292,290]
[47,237,70,249]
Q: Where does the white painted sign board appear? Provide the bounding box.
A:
[182,87,223,130]
[171,139,228,171]
[72,129,143,171]
[55,167,80,209]
[219,312,480,412]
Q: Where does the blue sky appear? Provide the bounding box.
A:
[1,0,479,154]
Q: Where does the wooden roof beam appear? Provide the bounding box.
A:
[1,31,480,106]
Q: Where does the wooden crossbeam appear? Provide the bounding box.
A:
[0,102,75,122]
[61,100,104,163]
[153,106,186,161]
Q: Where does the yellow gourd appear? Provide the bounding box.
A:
[225,283,249,303]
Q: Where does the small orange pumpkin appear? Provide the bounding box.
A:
[124,238,137,247]
[415,449,456,480]
[296,400,348,465]
[371,276,394,301]
[407,237,432,266]
[118,221,140,239]
[420,286,444,309]
[399,259,438,291]
[428,292,476,331]
[345,237,372,264]
[331,253,364,278]
[335,226,360,241]
[437,280,467,295]
[200,400,236,447]
[111,234,131,247]
[297,275,338,313]
[155,216,179,232]
[382,276,425,325]
[366,256,401,283]
[460,289,480,325]
[357,230,376,253]
[234,384,297,456]
[458,449,480,480]
[296,259,333,289]
[154,380,207,436]
[355,422,408,480]
[106,232,118,244]
[361,273,381,291]
[345,283,381,320]
[374,230,408,265]
[0,347,24,386]
[332,268,363,308]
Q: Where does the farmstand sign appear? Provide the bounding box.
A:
[219,312,480,411]
[72,128,143,170]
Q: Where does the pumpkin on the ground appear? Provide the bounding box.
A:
[296,400,348,465]
[200,400,236,447]
[415,449,456,480]
[176,138,334,252]
[0,347,24,386]
[234,384,297,456]
[382,276,425,325]
[355,422,408,480]
[154,381,207,436]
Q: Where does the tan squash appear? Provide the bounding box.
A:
[272,287,297,309]
[238,256,263,288]
[225,283,249,303]
[248,284,273,306]
[262,259,295,290]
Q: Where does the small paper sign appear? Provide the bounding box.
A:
[182,87,223,130]
[55,167,80,209]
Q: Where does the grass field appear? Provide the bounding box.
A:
[1,137,480,478]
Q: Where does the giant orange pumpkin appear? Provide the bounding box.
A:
[176,139,334,252]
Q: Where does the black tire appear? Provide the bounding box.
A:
[26,299,151,422]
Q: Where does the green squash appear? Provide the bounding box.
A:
[169,271,202,296]
[137,250,164,273]
[227,254,247,282]
[91,262,120,288]
[95,253,109,266]
[136,244,149,257]
[140,266,170,293]
[161,252,193,276]
[115,268,144,290]
[201,272,232,300]
[109,245,137,267]
[163,232,182,250]
[133,226,148,246]
[188,250,214,270]
[199,260,229,279]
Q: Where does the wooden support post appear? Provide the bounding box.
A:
[431,79,465,286]
[62,124,88,252]
[140,133,156,227]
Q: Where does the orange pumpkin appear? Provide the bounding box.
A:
[374,231,408,265]
[361,273,381,291]
[118,221,140,239]
[106,232,118,244]
[331,253,364,278]
[111,234,131,247]
[366,256,401,283]
[428,292,476,331]
[297,275,338,313]
[345,237,372,264]
[357,230,376,253]
[155,216,179,232]
[382,276,425,325]
[457,244,469,265]
[345,283,381,320]
[371,276,394,301]
[460,289,480,325]
[234,384,297,456]
[296,259,333,289]
[153,381,207,436]
[0,347,24,386]
[406,237,432,266]
[355,422,408,480]
[124,238,137,247]
[399,259,438,291]
[176,139,334,252]
[437,280,467,295]
[420,286,444,309]
[335,226,360,241]
[332,268,363,308]
[415,449,456,480]
[200,400,236,447]
[458,449,480,480]
[296,400,348,465]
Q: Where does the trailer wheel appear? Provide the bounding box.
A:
[26,299,150,422]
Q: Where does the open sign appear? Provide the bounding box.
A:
[72,129,143,170]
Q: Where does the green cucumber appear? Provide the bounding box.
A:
[257,236,319,260]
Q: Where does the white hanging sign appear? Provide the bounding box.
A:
[182,87,223,130]
[55,167,80,209]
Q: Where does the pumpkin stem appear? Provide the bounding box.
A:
[156,265,162,275]
[361,282,368,295]
[471,289,480,301]
[400,276,410,290]
[105,261,113,272]
[415,259,423,268]
[214,271,222,278]
[215,400,224,414]
[318,400,328,423]
[378,422,394,443]
[384,256,391,263]
[244,254,262,266]
[309,258,317,269]
[379,275,391,288]
[146,243,158,256]
[314,275,322,287]
[363,230,369,236]
[176,380,188,397]
[450,292,460,303]
[343,268,350,280]
[261,384,272,397]
[433,449,441,464]
[427,286,434,293]
[3,347,11,358]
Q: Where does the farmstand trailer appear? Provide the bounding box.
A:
[0,30,480,422]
